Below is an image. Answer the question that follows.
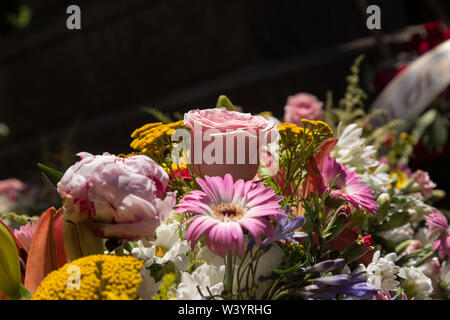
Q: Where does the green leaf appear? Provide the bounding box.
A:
[216,95,236,111]
[428,114,448,153]
[272,261,305,275]
[0,221,25,299]
[412,109,437,143]
[37,163,63,189]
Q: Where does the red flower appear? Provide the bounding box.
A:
[169,168,191,182]
[361,235,372,247]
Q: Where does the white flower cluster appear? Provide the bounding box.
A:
[131,221,190,299]
[398,267,433,300]
[364,251,400,291]
[331,123,391,193]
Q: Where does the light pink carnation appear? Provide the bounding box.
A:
[57,152,176,242]
[176,174,283,257]
[184,108,278,181]
[412,170,436,200]
[283,93,324,124]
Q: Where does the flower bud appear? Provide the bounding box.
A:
[323,206,350,242]
[314,274,350,286]
[400,178,416,193]
[340,235,373,264]
[307,258,346,273]
[377,193,390,212]
[62,216,104,261]
[308,260,335,273]
[377,163,390,174]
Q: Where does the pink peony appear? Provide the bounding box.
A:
[412,170,436,200]
[283,93,324,125]
[320,156,378,215]
[184,108,278,181]
[175,174,283,257]
[57,152,176,242]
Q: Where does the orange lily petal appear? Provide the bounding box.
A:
[314,137,338,170]
[53,208,67,267]
[24,207,58,294]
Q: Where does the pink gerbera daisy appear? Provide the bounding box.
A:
[176,174,283,257]
[13,219,38,251]
[321,156,378,215]
[424,209,448,235]
[425,209,450,263]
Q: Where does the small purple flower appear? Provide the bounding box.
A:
[297,265,377,300]
[260,206,308,251]
[306,258,346,273]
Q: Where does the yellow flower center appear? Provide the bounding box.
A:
[155,246,168,258]
[214,203,244,221]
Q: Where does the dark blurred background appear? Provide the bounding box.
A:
[0,0,449,209]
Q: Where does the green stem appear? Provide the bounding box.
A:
[224,251,234,296]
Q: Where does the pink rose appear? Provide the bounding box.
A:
[283,93,324,124]
[57,152,176,242]
[412,170,436,200]
[183,108,277,181]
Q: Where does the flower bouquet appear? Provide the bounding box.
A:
[0,59,449,301]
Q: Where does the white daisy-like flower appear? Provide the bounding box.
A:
[132,222,190,271]
[398,267,433,300]
[363,251,400,291]
[378,223,412,243]
[359,167,391,193]
[331,123,378,172]
[176,263,225,300]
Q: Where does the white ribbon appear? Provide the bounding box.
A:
[370,38,450,127]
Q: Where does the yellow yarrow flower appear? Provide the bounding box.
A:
[130,121,185,154]
[32,254,144,300]
[300,119,333,136]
